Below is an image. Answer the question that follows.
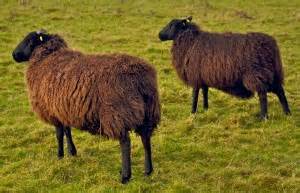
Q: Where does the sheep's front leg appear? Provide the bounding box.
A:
[55,126,64,159]
[202,86,209,110]
[140,132,153,176]
[119,131,131,184]
[192,87,200,113]
[258,91,268,120]
[64,127,77,156]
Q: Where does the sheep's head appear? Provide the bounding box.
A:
[12,30,51,62]
[158,16,193,41]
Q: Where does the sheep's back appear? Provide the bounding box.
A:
[175,31,280,89]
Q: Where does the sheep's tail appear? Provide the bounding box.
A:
[144,88,161,129]
[273,40,284,85]
[137,70,161,135]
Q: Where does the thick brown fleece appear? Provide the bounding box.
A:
[27,35,160,139]
[171,23,284,97]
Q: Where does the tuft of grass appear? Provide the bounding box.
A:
[0,0,299,192]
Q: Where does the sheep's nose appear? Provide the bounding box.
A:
[158,32,162,37]
[12,51,17,60]
[158,32,163,40]
[158,32,167,41]
[12,51,24,62]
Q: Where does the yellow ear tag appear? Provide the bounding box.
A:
[39,36,43,41]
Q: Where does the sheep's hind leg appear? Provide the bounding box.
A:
[243,74,268,119]
[55,126,64,159]
[64,127,77,156]
[258,91,268,120]
[272,85,291,115]
[119,130,131,184]
[192,87,200,113]
[140,131,153,176]
[202,86,209,110]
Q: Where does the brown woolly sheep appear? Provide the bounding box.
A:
[12,30,160,184]
[159,16,291,119]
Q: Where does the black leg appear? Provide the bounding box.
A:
[258,91,268,120]
[64,127,77,156]
[140,132,153,176]
[273,85,291,115]
[119,131,131,184]
[202,86,209,110]
[55,126,64,159]
[192,87,200,113]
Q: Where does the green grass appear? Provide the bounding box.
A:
[0,0,299,192]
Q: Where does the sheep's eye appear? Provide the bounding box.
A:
[39,36,43,42]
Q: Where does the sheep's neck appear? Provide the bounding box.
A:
[29,35,67,65]
[171,31,198,81]
[30,48,60,65]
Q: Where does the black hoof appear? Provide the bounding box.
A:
[259,115,268,121]
[121,176,131,184]
[57,155,64,160]
[255,113,268,120]
[285,111,291,116]
[145,168,153,176]
[68,149,77,156]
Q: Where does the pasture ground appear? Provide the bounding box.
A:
[0,0,299,192]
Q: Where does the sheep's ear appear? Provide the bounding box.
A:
[36,29,47,35]
[36,29,49,42]
[182,16,193,25]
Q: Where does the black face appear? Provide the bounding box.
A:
[12,31,50,63]
[158,17,192,41]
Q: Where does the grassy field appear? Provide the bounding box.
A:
[0,0,299,192]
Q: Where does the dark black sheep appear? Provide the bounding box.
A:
[159,16,291,119]
[12,30,161,183]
